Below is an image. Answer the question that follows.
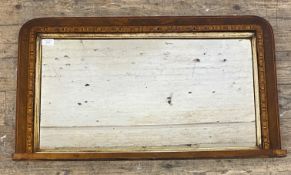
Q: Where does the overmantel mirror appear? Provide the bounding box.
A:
[13,16,286,160]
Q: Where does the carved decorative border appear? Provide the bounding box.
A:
[25,24,269,152]
[26,29,36,153]
[255,27,270,149]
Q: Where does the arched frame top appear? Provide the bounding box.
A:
[13,16,286,160]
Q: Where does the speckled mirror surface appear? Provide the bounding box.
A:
[36,33,260,152]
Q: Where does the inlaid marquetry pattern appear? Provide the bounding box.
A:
[27,29,36,152]
[25,24,269,152]
[254,26,270,149]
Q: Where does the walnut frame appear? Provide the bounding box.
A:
[13,16,287,160]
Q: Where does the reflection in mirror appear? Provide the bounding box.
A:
[37,33,260,152]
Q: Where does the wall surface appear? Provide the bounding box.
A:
[0,0,291,174]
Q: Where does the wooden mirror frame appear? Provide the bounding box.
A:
[13,16,286,160]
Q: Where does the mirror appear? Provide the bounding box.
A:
[37,33,260,152]
[14,16,286,160]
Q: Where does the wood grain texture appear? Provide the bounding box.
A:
[0,92,5,126]
[0,0,291,174]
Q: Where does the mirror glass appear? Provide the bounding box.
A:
[37,33,260,152]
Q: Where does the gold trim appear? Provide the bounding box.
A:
[39,146,260,153]
[251,35,262,148]
[33,36,42,152]
[39,32,255,39]
[26,29,37,153]
[36,25,259,33]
